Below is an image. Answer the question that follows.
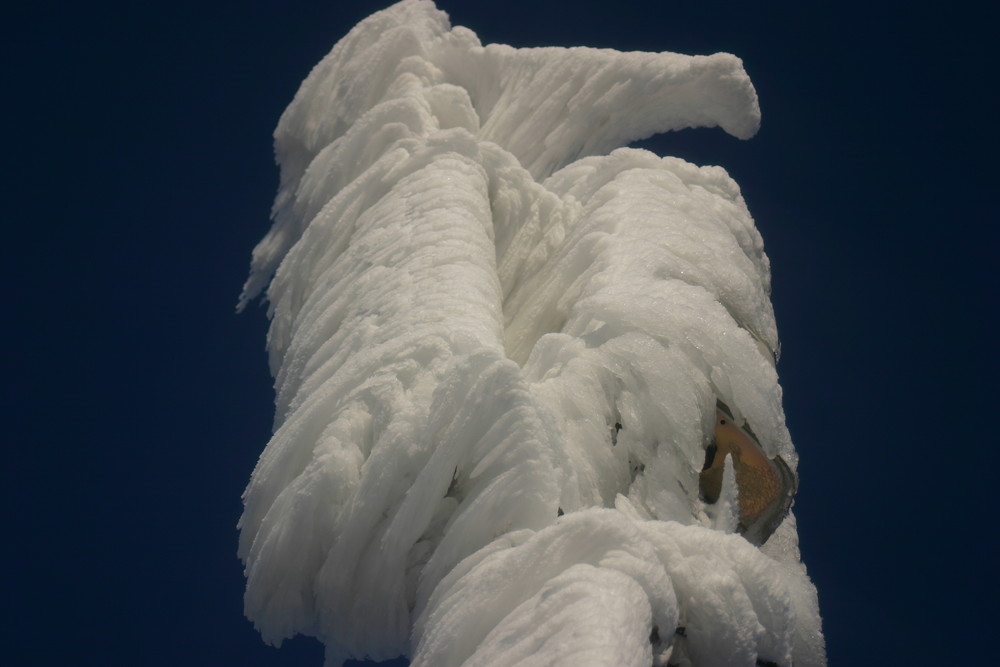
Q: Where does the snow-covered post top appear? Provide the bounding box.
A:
[238,1,824,665]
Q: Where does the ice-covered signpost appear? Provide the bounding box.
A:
[237,1,825,665]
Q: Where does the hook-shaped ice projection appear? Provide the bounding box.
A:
[237,2,824,665]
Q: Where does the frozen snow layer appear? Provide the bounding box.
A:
[414,509,823,667]
[236,0,761,311]
[238,1,823,665]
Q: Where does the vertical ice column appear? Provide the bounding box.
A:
[238,2,824,665]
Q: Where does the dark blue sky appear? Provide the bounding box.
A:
[5,1,992,665]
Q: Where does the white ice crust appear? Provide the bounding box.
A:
[237,2,824,665]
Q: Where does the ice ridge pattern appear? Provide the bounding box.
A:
[237,2,825,665]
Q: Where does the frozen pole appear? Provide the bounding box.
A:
[238,2,825,665]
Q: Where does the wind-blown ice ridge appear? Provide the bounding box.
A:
[237,1,824,665]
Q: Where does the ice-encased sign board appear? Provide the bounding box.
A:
[237,1,825,665]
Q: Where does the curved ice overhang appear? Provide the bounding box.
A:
[237,0,760,311]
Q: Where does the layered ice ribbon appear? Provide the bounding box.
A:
[237,1,825,665]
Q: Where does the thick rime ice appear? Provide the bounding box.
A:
[237,1,824,665]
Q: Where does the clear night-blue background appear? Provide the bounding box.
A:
[5,1,992,665]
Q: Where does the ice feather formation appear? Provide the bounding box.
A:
[237,1,825,665]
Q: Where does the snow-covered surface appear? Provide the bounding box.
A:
[237,1,824,664]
